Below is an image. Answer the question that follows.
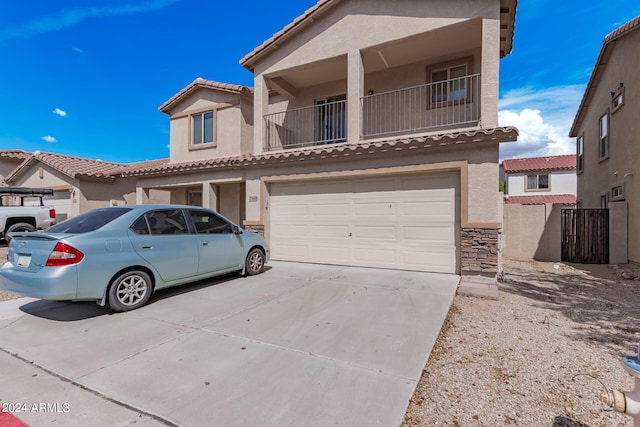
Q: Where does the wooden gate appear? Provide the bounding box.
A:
[561,209,609,264]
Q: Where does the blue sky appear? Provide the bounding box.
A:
[0,1,638,163]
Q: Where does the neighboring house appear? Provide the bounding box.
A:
[125,0,519,279]
[501,154,577,205]
[0,150,31,185]
[569,15,640,263]
[2,151,161,221]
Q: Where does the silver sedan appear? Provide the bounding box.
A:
[0,205,269,311]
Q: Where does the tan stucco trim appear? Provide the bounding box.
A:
[255,160,489,231]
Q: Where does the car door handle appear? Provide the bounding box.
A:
[201,242,209,246]
[140,245,153,249]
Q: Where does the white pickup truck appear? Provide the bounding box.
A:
[0,187,57,242]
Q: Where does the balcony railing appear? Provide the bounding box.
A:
[264,99,347,152]
[262,74,480,151]
[362,74,480,139]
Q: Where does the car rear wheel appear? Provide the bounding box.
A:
[108,270,152,312]
[245,248,265,276]
[5,222,36,243]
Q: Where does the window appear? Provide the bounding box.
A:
[192,111,214,146]
[428,57,473,105]
[188,191,202,207]
[599,112,609,160]
[612,87,624,113]
[600,194,608,209]
[577,136,584,173]
[188,209,233,234]
[133,209,188,235]
[611,185,624,201]
[526,174,549,191]
[48,207,132,233]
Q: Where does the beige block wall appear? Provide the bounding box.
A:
[576,30,640,262]
[502,204,562,261]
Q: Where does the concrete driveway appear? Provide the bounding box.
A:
[0,261,458,427]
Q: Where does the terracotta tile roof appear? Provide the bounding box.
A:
[159,78,253,114]
[6,151,127,183]
[123,126,519,176]
[0,150,31,161]
[502,154,576,173]
[506,194,576,205]
[240,0,518,69]
[570,15,640,136]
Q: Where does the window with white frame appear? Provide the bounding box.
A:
[526,174,549,191]
[612,86,624,113]
[577,135,584,173]
[599,112,609,160]
[611,185,624,201]
[428,57,473,104]
[192,111,214,146]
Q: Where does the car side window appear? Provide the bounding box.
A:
[130,216,150,235]
[144,209,188,235]
[188,209,232,234]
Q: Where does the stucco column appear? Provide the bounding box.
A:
[253,75,269,154]
[202,182,218,211]
[135,187,149,205]
[480,17,500,128]
[347,50,364,143]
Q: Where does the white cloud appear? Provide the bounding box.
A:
[72,47,83,53]
[53,108,67,117]
[498,85,584,160]
[42,135,57,143]
[0,0,180,41]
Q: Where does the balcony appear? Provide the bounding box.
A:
[263,74,481,152]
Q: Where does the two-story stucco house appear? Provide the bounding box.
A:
[502,154,577,205]
[569,15,640,264]
[126,0,519,279]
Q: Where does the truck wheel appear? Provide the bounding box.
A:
[5,222,36,243]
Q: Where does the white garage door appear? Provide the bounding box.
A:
[269,173,459,273]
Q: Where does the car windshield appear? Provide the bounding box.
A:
[47,207,132,234]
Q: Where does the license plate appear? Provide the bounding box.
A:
[17,255,31,268]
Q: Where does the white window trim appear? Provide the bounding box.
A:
[525,173,550,192]
[599,111,609,161]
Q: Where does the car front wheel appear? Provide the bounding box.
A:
[245,248,265,276]
[108,270,152,312]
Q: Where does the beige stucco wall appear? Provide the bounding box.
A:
[243,144,501,227]
[502,203,562,261]
[166,89,253,163]
[9,163,136,217]
[575,29,640,262]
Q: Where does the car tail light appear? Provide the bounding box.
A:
[46,242,84,266]
[49,209,56,219]
[5,240,9,261]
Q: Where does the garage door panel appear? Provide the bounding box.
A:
[401,226,454,243]
[353,201,397,216]
[310,225,349,238]
[353,225,397,240]
[270,173,459,273]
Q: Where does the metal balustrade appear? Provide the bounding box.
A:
[263,74,480,151]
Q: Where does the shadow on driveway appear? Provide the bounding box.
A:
[17,266,274,322]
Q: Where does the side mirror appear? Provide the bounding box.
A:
[232,225,243,235]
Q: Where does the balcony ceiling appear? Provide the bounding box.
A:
[267,19,481,96]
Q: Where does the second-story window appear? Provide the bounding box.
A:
[599,112,609,160]
[526,174,549,191]
[427,57,473,105]
[192,111,214,146]
[577,135,584,173]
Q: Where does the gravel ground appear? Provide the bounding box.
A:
[0,246,20,302]
[1,245,639,426]
[403,257,640,427]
